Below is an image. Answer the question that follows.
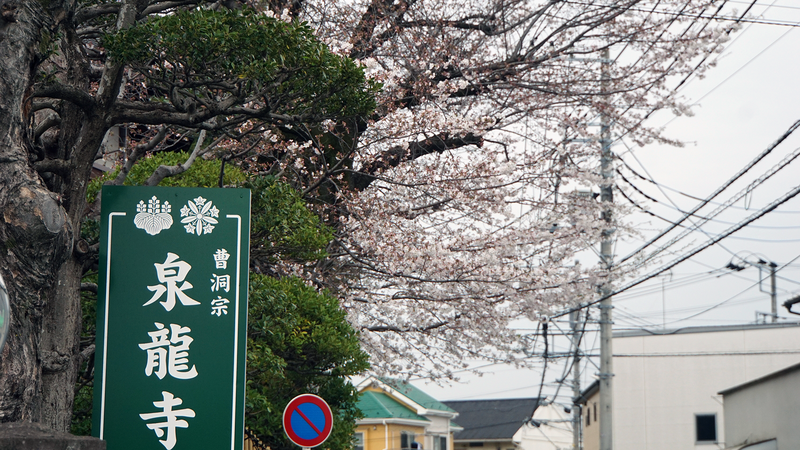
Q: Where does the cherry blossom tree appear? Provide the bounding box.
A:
[273,0,734,378]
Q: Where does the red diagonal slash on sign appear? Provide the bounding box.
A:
[294,406,322,435]
[283,394,333,448]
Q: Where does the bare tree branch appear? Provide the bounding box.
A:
[33,84,96,113]
[144,130,224,186]
[350,132,484,190]
[109,125,168,186]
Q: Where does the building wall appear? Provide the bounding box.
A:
[356,423,427,450]
[581,391,600,450]
[723,366,800,449]
[357,381,458,450]
[612,324,800,450]
[515,403,573,450]
[424,415,455,450]
[453,439,515,450]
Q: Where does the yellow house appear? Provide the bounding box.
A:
[355,377,461,450]
[576,380,599,450]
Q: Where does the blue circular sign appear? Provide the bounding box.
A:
[283,394,333,447]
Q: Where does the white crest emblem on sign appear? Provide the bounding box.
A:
[134,196,174,235]
[180,196,219,236]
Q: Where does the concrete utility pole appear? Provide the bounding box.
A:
[570,309,582,450]
[769,262,777,323]
[598,47,614,450]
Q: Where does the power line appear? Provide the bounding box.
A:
[726,236,800,243]
[617,4,797,148]
[621,138,743,261]
[554,179,800,320]
[563,0,800,28]
[688,23,796,106]
[637,293,768,322]
[729,0,800,12]
[622,144,800,268]
[580,349,800,357]
[619,159,800,215]
[617,119,800,265]
[613,271,724,301]
[671,0,754,93]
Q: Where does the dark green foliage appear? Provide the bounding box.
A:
[246,275,369,450]
[248,176,333,264]
[71,377,94,435]
[71,220,100,435]
[103,8,379,120]
[86,151,246,203]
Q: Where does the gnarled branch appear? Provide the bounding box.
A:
[351,132,484,190]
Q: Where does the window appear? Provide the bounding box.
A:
[468,443,484,447]
[401,432,416,450]
[432,436,447,450]
[354,433,364,450]
[593,403,597,422]
[586,407,590,426]
[695,414,717,443]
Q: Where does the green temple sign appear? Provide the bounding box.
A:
[93,186,250,450]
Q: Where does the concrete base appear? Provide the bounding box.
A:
[0,422,105,450]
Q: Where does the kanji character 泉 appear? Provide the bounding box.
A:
[145,253,200,311]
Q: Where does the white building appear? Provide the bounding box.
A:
[443,398,572,450]
[719,361,800,450]
[580,322,800,450]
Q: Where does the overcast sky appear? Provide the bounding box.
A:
[412,0,800,402]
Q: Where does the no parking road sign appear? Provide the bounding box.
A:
[283,394,333,448]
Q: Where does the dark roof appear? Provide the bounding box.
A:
[576,380,599,405]
[442,398,540,441]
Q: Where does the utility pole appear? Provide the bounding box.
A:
[726,257,779,323]
[598,47,614,450]
[570,309,582,450]
[769,262,777,323]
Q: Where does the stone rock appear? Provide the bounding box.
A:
[0,422,105,450]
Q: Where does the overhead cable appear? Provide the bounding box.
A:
[562,0,800,28]
[554,180,800,319]
[628,145,800,269]
[620,159,800,217]
[617,118,800,265]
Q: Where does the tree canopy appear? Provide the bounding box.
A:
[103,8,378,126]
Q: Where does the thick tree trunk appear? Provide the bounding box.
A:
[38,259,83,431]
[2,0,135,428]
[0,0,74,427]
[37,21,99,430]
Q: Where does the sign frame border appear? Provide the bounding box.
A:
[93,186,250,450]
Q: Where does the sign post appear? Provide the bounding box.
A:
[93,186,250,450]
[283,394,334,450]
